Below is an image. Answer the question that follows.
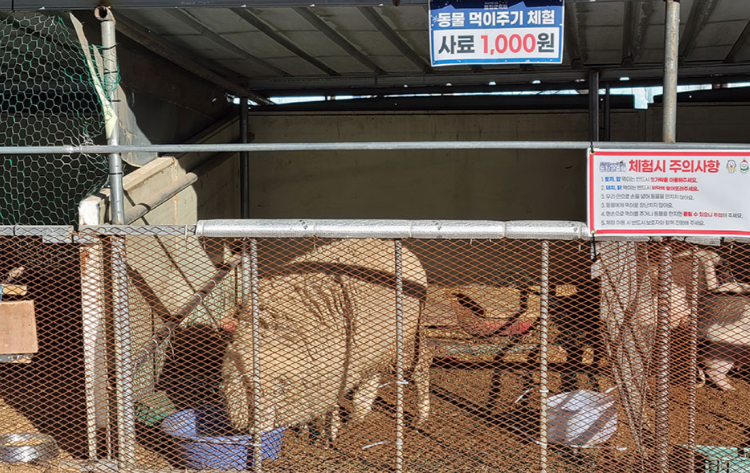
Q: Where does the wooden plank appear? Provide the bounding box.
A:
[3,285,27,297]
[0,301,38,355]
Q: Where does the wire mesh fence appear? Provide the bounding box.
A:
[0,12,110,226]
[2,224,750,472]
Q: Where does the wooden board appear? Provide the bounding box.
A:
[3,285,27,297]
[0,301,38,355]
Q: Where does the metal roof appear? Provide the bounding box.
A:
[14,1,750,97]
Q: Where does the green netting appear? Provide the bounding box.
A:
[0,12,110,226]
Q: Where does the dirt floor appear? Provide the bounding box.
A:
[2,361,750,473]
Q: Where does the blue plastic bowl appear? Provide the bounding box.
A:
[161,408,285,471]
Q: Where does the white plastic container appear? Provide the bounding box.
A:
[546,389,618,447]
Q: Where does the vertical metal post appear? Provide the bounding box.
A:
[655,245,672,473]
[688,248,699,472]
[111,236,135,467]
[603,85,611,142]
[663,0,680,143]
[242,239,263,472]
[394,240,405,473]
[81,242,110,461]
[588,71,600,142]
[240,98,250,219]
[539,241,550,473]
[96,7,125,225]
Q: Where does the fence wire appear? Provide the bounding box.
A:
[0,12,110,226]
[2,228,750,472]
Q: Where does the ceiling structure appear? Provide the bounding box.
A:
[7,0,750,100]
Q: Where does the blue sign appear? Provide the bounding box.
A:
[429,0,565,66]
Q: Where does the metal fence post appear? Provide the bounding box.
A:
[663,0,680,143]
[656,244,672,473]
[96,6,125,225]
[688,248,699,472]
[243,238,263,472]
[588,70,600,143]
[394,240,405,473]
[80,241,110,461]
[240,98,250,219]
[539,241,550,473]
[111,236,135,467]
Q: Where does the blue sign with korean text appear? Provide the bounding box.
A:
[429,0,564,66]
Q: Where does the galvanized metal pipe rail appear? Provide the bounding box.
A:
[0,141,749,155]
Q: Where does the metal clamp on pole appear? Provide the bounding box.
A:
[96,6,125,225]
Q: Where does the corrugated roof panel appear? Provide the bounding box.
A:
[262,57,333,76]
[687,22,747,62]
[246,7,318,31]
[183,8,261,34]
[121,9,199,36]
[312,6,379,30]
[221,31,298,58]
[311,56,374,74]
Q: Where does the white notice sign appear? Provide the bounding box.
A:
[588,150,750,237]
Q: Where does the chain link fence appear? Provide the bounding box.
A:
[1,223,749,472]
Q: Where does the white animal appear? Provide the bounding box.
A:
[664,249,750,391]
[222,238,432,438]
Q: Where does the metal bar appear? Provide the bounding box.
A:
[249,239,263,472]
[4,140,750,155]
[80,242,109,460]
[688,247,699,473]
[394,240,405,473]
[111,236,136,467]
[589,71,600,142]
[655,244,672,473]
[294,7,385,74]
[603,85,611,141]
[663,0,680,143]
[240,98,250,219]
[539,241,550,473]
[359,7,432,74]
[97,7,125,225]
[196,220,591,240]
[231,8,339,76]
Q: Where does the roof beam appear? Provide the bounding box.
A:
[247,62,750,90]
[564,2,584,67]
[621,1,648,66]
[725,19,750,63]
[294,7,385,75]
[359,6,433,74]
[114,14,273,104]
[679,0,719,61]
[230,8,340,76]
[164,8,289,77]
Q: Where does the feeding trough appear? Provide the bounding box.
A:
[161,407,285,471]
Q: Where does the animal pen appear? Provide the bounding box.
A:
[4,1,750,473]
[1,221,750,473]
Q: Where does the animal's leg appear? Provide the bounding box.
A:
[328,408,341,443]
[413,343,434,428]
[222,349,250,430]
[704,356,736,391]
[352,373,380,423]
